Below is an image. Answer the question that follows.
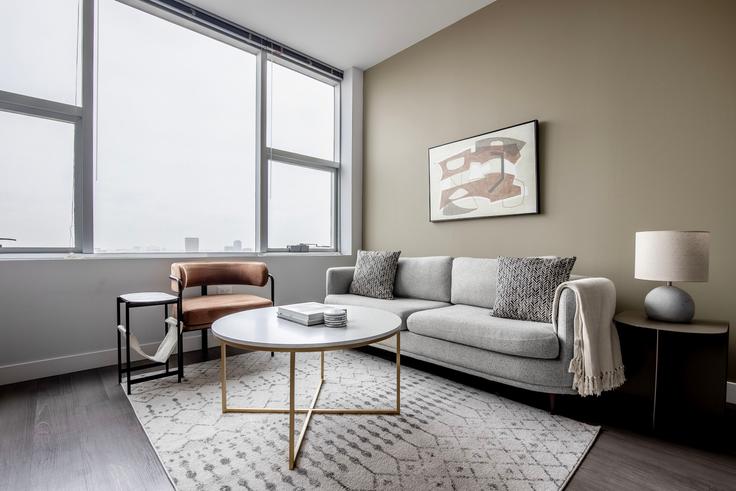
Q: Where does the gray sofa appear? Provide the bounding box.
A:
[325,256,578,395]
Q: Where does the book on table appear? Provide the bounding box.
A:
[277,302,330,326]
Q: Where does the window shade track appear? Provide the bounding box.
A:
[145,0,344,81]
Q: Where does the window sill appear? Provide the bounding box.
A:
[0,251,351,262]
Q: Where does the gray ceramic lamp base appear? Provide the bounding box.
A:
[644,285,694,323]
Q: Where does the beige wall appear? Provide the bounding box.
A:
[363,0,736,378]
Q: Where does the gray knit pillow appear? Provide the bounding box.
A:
[349,250,401,299]
[492,256,576,323]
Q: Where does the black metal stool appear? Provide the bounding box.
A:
[117,292,182,395]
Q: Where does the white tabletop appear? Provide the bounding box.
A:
[119,291,178,305]
[211,305,401,351]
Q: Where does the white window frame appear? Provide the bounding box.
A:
[0,0,341,255]
[261,55,341,253]
[0,0,92,254]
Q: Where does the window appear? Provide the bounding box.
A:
[267,61,336,161]
[94,0,257,253]
[0,0,82,105]
[0,112,77,248]
[268,161,335,249]
[0,0,340,254]
[266,60,339,250]
[0,0,83,252]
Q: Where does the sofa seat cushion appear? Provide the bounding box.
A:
[406,304,559,359]
[324,294,450,330]
[180,294,272,329]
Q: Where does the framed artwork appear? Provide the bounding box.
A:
[428,120,539,222]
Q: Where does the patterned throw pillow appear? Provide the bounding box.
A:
[349,250,402,299]
[492,256,577,323]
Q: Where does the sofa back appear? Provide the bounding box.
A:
[394,256,453,302]
[392,255,580,307]
[450,257,498,309]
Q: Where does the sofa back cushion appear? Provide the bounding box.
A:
[349,250,401,299]
[492,256,577,323]
[394,256,453,302]
[451,257,498,308]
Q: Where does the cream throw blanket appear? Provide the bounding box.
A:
[553,278,625,396]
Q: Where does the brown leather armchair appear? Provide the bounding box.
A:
[169,262,275,365]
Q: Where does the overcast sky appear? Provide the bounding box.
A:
[0,0,335,252]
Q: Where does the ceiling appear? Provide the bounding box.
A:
[187,0,496,70]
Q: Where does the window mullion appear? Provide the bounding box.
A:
[256,50,269,253]
[267,147,339,170]
[80,0,95,253]
[0,91,81,123]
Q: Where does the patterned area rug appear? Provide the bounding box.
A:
[126,350,598,490]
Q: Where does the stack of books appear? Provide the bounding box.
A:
[277,302,330,326]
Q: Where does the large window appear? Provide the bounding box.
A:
[266,60,339,250]
[95,0,257,253]
[0,0,340,254]
[0,0,83,252]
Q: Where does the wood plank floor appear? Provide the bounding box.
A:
[1,348,734,491]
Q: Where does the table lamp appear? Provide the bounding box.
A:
[634,231,710,323]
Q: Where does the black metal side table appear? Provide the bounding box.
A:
[117,292,182,394]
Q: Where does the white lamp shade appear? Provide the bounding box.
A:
[635,231,710,282]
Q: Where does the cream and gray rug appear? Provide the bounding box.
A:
[126,350,598,490]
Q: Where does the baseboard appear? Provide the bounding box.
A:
[0,333,221,386]
[728,381,736,405]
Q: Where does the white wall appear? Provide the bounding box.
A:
[0,255,354,385]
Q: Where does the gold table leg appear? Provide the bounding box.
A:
[289,352,295,469]
[220,343,227,413]
[219,333,401,469]
[396,332,401,411]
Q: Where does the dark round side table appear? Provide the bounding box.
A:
[117,292,182,394]
[614,310,729,439]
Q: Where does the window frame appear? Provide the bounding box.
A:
[262,55,341,253]
[0,0,89,253]
[0,0,341,255]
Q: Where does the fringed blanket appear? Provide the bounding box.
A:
[553,278,625,396]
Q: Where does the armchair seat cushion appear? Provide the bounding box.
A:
[324,293,450,330]
[180,294,272,329]
[407,304,560,359]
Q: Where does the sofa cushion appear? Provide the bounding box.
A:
[406,304,559,359]
[450,257,498,308]
[349,250,401,299]
[493,256,576,323]
[394,256,453,302]
[325,294,450,330]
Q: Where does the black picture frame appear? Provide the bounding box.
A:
[427,119,540,222]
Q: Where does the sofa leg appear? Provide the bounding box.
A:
[548,393,557,414]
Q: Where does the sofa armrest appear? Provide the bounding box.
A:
[554,287,577,367]
[326,267,355,295]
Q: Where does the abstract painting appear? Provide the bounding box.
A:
[428,120,539,221]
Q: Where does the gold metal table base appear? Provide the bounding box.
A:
[219,333,401,469]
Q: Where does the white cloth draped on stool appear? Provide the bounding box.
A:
[553,278,626,396]
[117,317,182,364]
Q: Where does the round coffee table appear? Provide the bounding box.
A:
[211,305,402,469]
